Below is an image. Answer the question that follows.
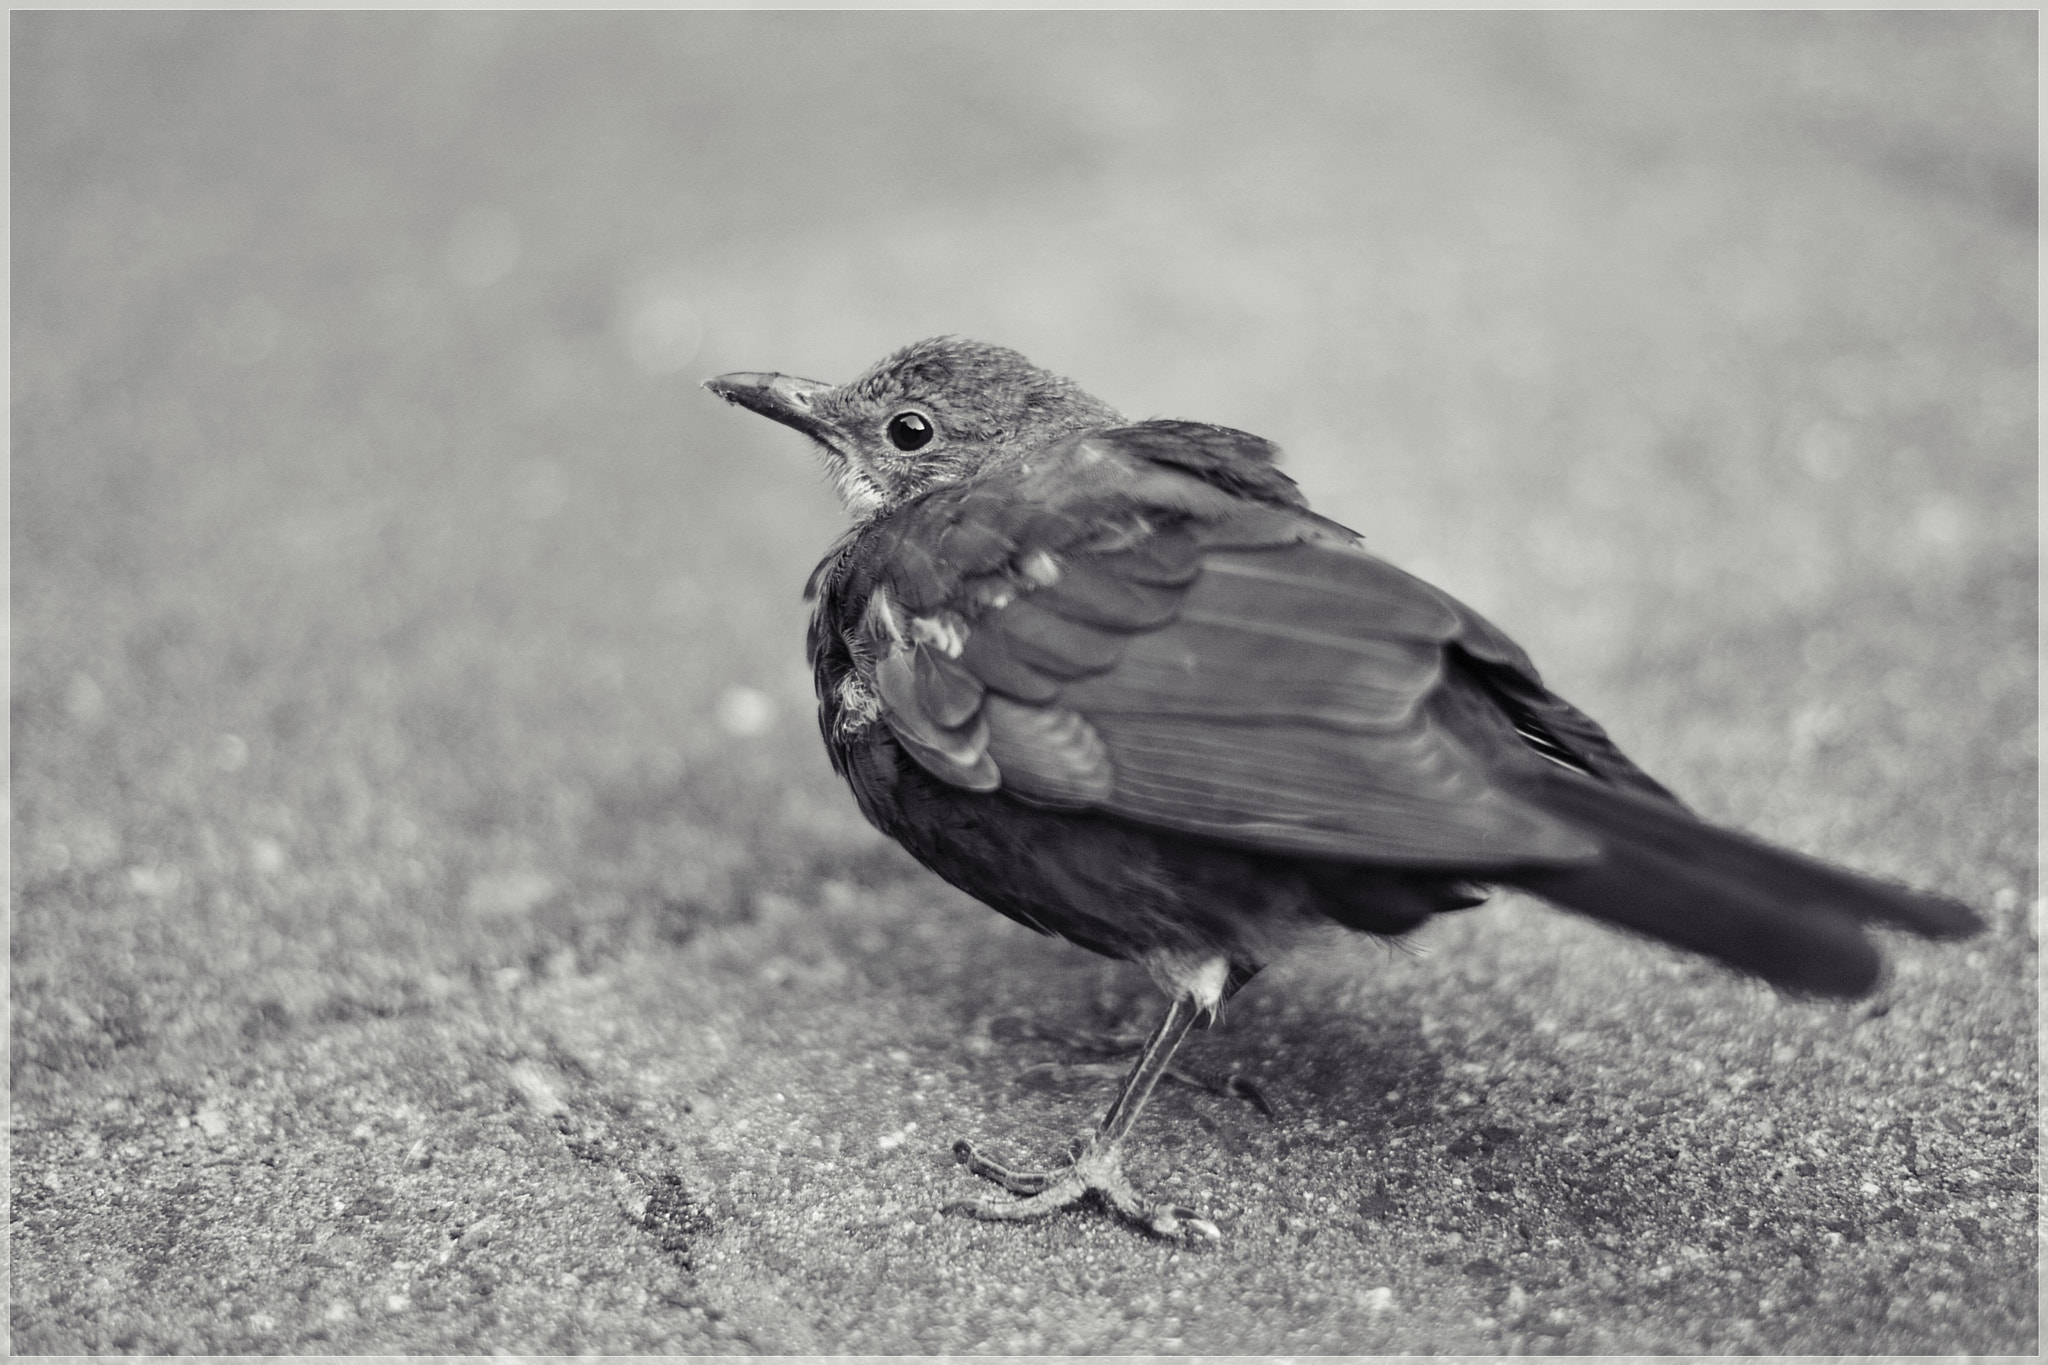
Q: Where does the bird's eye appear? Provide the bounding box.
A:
[886,411,935,452]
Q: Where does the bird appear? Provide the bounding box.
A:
[704,337,1982,1241]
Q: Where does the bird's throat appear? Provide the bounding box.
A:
[822,450,886,520]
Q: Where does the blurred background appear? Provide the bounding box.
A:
[12,11,2035,1355]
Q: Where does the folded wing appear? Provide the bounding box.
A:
[858,477,1604,867]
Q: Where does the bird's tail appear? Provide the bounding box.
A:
[1505,771,1982,998]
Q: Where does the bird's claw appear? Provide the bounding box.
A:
[1143,1206,1222,1241]
[951,1137,1054,1195]
[945,1135,1221,1241]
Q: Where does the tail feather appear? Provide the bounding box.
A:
[1507,772,1982,998]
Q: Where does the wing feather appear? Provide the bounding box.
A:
[1094,709,1594,863]
[1195,549,1463,640]
[995,598,1129,678]
[1085,529,1206,586]
[955,624,1064,703]
[874,648,998,790]
[982,697,1115,808]
[1032,557,1185,629]
[913,647,986,729]
[1061,618,1438,730]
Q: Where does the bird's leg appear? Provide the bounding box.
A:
[1004,1003,1274,1114]
[1017,1056,1273,1114]
[946,992,1222,1239]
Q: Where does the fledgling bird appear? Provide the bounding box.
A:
[705,338,1981,1241]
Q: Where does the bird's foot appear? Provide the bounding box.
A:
[943,1133,1221,1241]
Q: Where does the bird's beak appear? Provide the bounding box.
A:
[703,371,837,443]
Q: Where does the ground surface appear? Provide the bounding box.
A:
[11,11,2037,1355]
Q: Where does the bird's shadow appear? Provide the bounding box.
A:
[919,927,1458,1139]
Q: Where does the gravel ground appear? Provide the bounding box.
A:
[11,11,2036,1355]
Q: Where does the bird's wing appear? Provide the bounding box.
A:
[840,423,1616,868]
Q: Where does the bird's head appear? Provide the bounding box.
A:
[706,337,1122,520]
